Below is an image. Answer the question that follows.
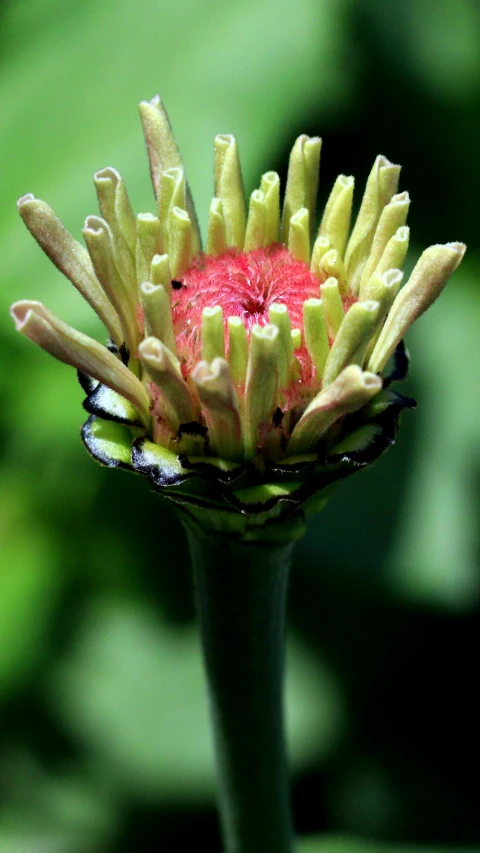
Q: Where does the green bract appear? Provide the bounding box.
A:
[78,344,415,541]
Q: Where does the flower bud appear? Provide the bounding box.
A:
[244,190,267,252]
[320,277,344,339]
[214,134,246,249]
[139,94,201,253]
[260,171,281,246]
[17,194,123,346]
[269,303,293,389]
[139,336,197,432]
[207,197,228,256]
[244,324,279,460]
[228,317,248,386]
[375,225,410,278]
[323,300,380,385]
[83,215,139,356]
[345,155,400,294]
[288,365,382,454]
[303,298,329,380]
[318,174,354,258]
[12,95,466,536]
[140,282,176,353]
[288,207,310,263]
[11,301,150,425]
[368,242,466,373]
[135,213,162,285]
[282,134,321,243]
[94,166,137,259]
[191,358,242,461]
[359,191,410,295]
[320,248,348,296]
[158,166,186,254]
[168,206,193,278]
[202,306,225,363]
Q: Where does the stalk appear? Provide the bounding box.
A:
[185,523,295,853]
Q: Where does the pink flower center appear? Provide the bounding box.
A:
[172,245,320,382]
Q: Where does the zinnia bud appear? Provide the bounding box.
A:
[11,95,465,540]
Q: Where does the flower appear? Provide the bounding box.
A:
[11,96,465,541]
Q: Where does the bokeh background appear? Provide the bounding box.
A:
[1,0,480,851]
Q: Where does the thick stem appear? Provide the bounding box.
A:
[185,523,295,853]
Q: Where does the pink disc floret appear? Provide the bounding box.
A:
[172,245,321,387]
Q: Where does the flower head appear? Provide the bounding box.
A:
[11,96,465,540]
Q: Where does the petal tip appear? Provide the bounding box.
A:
[17,192,36,209]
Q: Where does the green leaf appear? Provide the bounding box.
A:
[49,598,344,800]
[0,477,60,695]
[298,839,480,853]
[386,265,480,609]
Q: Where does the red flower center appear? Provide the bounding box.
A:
[172,245,320,377]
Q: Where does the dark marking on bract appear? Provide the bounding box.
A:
[327,392,415,466]
[81,415,133,470]
[119,343,130,365]
[77,370,98,395]
[224,481,312,517]
[131,437,193,487]
[159,489,239,513]
[83,383,143,427]
[383,339,410,388]
[388,390,417,411]
[106,338,128,364]
[269,458,317,476]
[79,339,417,524]
[179,456,246,486]
[273,407,284,428]
[178,421,209,439]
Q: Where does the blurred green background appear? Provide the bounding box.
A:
[1,0,480,850]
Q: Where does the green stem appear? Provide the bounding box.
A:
[185,523,295,853]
